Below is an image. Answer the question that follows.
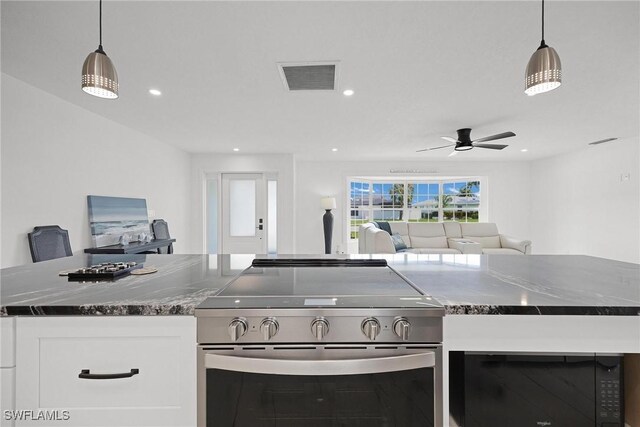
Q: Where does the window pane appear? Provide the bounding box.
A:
[372,184,383,205]
[373,209,403,221]
[350,210,370,240]
[443,183,457,195]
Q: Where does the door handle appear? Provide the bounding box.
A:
[204,352,435,376]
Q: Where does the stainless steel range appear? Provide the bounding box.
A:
[195,258,445,427]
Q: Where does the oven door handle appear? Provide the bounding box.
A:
[204,351,435,376]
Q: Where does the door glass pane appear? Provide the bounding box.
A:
[230,180,256,237]
[267,180,277,254]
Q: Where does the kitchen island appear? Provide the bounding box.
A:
[1,253,639,427]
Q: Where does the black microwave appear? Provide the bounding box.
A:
[450,352,624,427]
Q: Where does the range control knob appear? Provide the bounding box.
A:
[393,317,411,341]
[228,318,248,342]
[361,317,381,341]
[260,317,279,341]
[311,317,330,341]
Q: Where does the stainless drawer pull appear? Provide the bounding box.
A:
[78,368,139,380]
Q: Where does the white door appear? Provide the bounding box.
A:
[221,174,267,254]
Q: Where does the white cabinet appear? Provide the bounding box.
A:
[15,316,196,427]
[1,317,16,427]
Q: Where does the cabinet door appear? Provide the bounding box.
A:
[15,316,195,427]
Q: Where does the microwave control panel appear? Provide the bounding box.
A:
[595,355,623,427]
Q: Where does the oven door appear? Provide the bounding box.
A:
[198,345,442,427]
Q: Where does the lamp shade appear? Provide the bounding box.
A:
[525,45,561,96]
[82,50,119,99]
[321,197,337,210]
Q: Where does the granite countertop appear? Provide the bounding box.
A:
[1,253,638,316]
[0,254,246,316]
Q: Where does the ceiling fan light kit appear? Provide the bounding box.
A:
[525,0,562,96]
[82,0,118,99]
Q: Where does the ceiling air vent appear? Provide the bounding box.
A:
[278,61,339,91]
[588,137,618,146]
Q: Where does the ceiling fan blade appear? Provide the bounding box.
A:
[440,136,458,143]
[416,144,455,152]
[472,131,516,143]
[473,143,508,150]
[448,151,458,157]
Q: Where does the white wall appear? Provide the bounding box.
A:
[295,160,532,254]
[530,139,640,263]
[189,153,296,254]
[1,74,191,268]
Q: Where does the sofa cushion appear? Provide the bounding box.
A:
[460,223,501,248]
[482,248,524,255]
[460,222,499,237]
[443,221,462,238]
[389,222,411,247]
[407,223,448,248]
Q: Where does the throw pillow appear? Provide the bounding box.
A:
[391,233,408,251]
[374,221,393,235]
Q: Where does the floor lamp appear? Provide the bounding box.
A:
[321,197,336,255]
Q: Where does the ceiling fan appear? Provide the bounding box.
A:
[417,128,516,154]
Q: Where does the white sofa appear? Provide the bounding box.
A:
[358,222,531,255]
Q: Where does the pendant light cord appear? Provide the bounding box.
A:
[95,0,105,53]
[539,0,547,48]
[544,0,548,42]
[99,0,102,47]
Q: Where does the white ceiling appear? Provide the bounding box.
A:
[2,1,638,161]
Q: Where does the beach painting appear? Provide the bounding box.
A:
[88,195,151,247]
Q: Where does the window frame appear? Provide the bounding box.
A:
[348,178,483,241]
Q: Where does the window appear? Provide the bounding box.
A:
[349,179,481,240]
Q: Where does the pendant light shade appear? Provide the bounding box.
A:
[525,45,561,96]
[82,0,118,99]
[82,49,118,99]
[525,0,561,96]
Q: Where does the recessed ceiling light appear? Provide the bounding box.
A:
[149,89,162,96]
[343,89,354,97]
[332,148,338,152]
[521,148,528,152]
[233,148,240,152]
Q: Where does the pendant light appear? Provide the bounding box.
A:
[82,0,118,99]
[525,0,561,96]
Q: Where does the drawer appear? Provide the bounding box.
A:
[39,336,180,408]
[15,316,196,427]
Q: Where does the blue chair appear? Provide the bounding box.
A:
[28,225,72,262]
[151,219,173,254]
